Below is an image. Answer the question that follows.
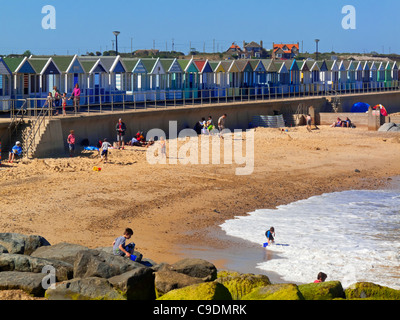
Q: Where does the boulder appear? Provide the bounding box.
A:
[241,284,304,300]
[96,246,143,262]
[0,233,50,255]
[215,271,271,300]
[298,281,345,300]
[0,244,8,253]
[154,269,204,298]
[45,277,126,300]
[0,253,73,281]
[0,271,47,297]
[345,282,400,300]
[108,267,155,300]
[31,242,89,265]
[157,281,232,300]
[169,258,217,281]
[73,249,144,279]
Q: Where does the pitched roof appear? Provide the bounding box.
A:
[244,41,261,48]
[273,43,299,54]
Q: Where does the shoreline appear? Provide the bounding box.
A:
[175,175,400,285]
[1,126,400,290]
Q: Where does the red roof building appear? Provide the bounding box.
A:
[272,43,299,60]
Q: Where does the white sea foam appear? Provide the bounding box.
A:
[220,189,400,289]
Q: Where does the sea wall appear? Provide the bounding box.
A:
[1,90,400,158]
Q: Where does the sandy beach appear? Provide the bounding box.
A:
[1,124,400,299]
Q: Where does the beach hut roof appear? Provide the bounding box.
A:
[121,58,140,72]
[3,57,36,74]
[28,57,61,75]
[0,57,12,75]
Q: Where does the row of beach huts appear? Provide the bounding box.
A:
[0,55,399,110]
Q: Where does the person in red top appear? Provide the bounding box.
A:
[314,272,327,283]
[67,130,76,157]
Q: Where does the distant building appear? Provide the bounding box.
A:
[242,41,263,59]
[272,43,299,60]
[226,42,242,54]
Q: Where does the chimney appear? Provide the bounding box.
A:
[260,40,263,49]
[243,41,246,52]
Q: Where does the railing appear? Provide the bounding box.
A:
[2,80,399,117]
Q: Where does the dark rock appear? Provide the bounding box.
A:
[0,253,73,281]
[154,269,204,298]
[108,267,156,300]
[73,249,144,279]
[0,271,47,297]
[170,258,217,281]
[31,242,89,265]
[45,277,126,300]
[0,233,51,255]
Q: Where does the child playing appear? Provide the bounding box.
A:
[61,93,67,116]
[100,138,112,163]
[314,272,327,283]
[67,130,75,157]
[112,228,135,257]
[265,227,275,245]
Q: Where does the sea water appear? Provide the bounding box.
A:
[220,188,400,289]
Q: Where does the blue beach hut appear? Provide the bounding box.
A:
[0,57,12,110]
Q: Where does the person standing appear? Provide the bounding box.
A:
[67,130,76,157]
[52,86,61,114]
[218,113,227,138]
[69,84,81,114]
[115,118,126,149]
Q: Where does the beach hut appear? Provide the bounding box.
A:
[140,58,168,100]
[51,55,85,96]
[28,56,61,99]
[283,59,300,93]
[227,60,240,95]
[79,57,109,104]
[121,58,149,102]
[384,61,394,88]
[391,61,398,82]
[261,59,279,92]
[324,60,339,91]
[3,57,36,100]
[178,58,200,98]
[376,62,386,88]
[0,57,12,111]
[160,58,183,99]
[193,60,214,90]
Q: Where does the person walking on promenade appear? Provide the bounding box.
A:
[69,83,81,114]
[116,118,126,149]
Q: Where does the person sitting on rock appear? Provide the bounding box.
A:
[112,228,135,257]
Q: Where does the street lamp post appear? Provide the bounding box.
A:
[315,39,320,61]
[113,31,120,55]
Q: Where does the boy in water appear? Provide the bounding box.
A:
[112,228,135,257]
[265,227,275,245]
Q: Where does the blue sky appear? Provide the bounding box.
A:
[0,0,399,55]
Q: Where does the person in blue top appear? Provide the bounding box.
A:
[8,141,22,163]
[265,227,275,245]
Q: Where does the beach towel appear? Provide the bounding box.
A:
[84,146,99,151]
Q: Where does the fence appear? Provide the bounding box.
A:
[1,81,399,117]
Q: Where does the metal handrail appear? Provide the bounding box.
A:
[3,80,399,118]
[22,104,49,158]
